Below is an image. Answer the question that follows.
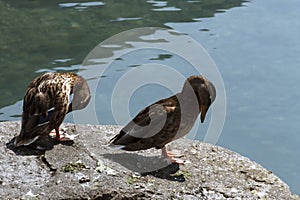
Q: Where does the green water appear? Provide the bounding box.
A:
[0,0,243,108]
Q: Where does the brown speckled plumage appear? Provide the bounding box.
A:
[110,75,216,155]
[14,72,91,147]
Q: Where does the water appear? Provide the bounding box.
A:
[0,0,299,194]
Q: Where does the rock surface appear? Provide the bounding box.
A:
[0,121,299,199]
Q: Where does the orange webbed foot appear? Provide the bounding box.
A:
[49,128,78,142]
[161,147,185,164]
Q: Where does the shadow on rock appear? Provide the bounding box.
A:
[6,136,74,156]
[102,153,185,182]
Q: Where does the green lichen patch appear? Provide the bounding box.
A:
[126,177,140,185]
[61,162,86,173]
[175,170,192,179]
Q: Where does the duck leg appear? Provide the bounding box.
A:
[161,146,184,164]
[55,127,63,141]
[49,127,78,141]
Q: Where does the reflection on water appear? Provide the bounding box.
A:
[152,6,181,11]
[59,2,105,9]
[0,0,244,109]
[1,0,300,196]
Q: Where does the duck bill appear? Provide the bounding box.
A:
[200,105,208,123]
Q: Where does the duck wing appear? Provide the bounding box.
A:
[14,86,57,146]
[110,96,178,150]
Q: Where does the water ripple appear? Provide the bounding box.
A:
[152,7,181,12]
[59,2,105,9]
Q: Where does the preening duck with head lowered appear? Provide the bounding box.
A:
[14,72,91,147]
[110,75,216,163]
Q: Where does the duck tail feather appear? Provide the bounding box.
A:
[108,143,126,151]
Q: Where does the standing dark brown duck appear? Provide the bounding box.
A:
[14,72,91,147]
[110,75,216,163]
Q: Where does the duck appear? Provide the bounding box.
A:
[14,72,91,147]
[110,75,216,164]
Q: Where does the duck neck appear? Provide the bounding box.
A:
[177,90,201,116]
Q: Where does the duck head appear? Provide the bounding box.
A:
[69,76,91,112]
[182,75,216,123]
